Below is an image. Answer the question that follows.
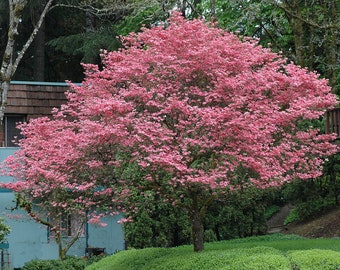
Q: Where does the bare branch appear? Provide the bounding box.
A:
[52,1,135,17]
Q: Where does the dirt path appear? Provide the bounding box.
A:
[267,204,292,233]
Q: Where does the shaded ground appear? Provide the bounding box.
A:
[267,205,340,238]
[267,204,293,233]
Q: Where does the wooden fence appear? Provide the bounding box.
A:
[326,108,340,140]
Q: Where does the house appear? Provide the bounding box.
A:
[0,81,125,269]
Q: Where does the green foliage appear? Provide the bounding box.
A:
[204,188,279,240]
[0,218,10,243]
[295,198,336,221]
[112,0,179,36]
[114,4,161,36]
[284,208,299,225]
[124,186,282,249]
[284,196,336,225]
[22,256,103,270]
[200,0,293,55]
[204,229,218,243]
[144,247,291,270]
[221,248,291,270]
[282,160,340,223]
[288,249,340,270]
[264,205,281,220]
[47,28,121,64]
[86,248,175,270]
[85,235,340,270]
[22,259,56,270]
[117,158,192,249]
[324,154,340,174]
[222,233,303,243]
[124,195,191,248]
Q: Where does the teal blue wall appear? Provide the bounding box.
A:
[0,148,125,268]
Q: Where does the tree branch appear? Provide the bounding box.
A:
[278,2,340,30]
[63,218,87,252]
[51,2,134,17]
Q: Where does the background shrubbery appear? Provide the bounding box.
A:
[0,217,10,243]
[22,255,104,270]
[124,186,283,248]
[283,154,340,224]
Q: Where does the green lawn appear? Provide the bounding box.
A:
[85,234,340,270]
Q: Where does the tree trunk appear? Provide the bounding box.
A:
[56,231,78,260]
[324,0,338,92]
[187,186,215,252]
[330,173,339,206]
[33,23,45,82]
[190,206,204,252]
[210,0,216,19]
[291,15,305,66]
[188,190,206,252]
[33,18,45,81]
[55,215,85,260]
[282,0,307,67]
[214,224,220,241]
[56,232,67,260]
[85,11,96,33]
[178,0,187,17]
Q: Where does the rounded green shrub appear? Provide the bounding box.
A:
[22,256,102,270]
[22,259,61,270]
[288,249,340,270]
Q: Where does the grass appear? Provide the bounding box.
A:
[85,234,340,270]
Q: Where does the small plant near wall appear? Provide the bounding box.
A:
[0,217,10,243]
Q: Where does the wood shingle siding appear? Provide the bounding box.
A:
[0,81,71,146]
[7,81,69,120]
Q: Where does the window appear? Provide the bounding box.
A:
[48,213,86,239]
[4,115,26,147]
[61,213,87,237]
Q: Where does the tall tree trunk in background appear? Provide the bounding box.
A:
[287,1,306,67]
[324,0,338,92]
[33,0,48,81]
[178,0,187,17]
[86,11,96,33]
[33,19,45,81]
[210,0,215,19]
[308,25,315,70]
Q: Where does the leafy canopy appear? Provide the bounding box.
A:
[1,12,337,252]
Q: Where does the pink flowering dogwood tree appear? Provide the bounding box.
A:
[1,13,338,253]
